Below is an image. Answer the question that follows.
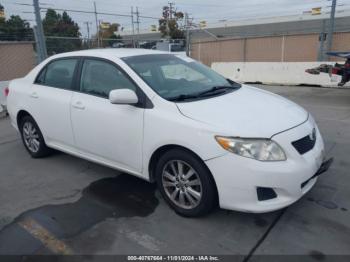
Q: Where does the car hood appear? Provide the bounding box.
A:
[176,85,308,138]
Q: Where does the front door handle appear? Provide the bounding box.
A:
[72,101,85,110]
[30,92,39,98]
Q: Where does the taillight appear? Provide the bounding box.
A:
[4,87,9,97]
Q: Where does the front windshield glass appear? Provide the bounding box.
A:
[122,54,240,101]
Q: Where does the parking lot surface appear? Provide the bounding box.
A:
[0,85,349,258]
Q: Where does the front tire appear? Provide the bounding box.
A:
[155,149,217,217]
[19,115,51,158]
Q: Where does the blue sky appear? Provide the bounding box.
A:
[1,0,350,37]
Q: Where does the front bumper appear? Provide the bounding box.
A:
[206,119,333,213]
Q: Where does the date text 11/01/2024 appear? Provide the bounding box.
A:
[127,255,220,261]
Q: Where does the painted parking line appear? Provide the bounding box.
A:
[18,217,73,255]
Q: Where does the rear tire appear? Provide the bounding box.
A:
[155,148,217,217]
[19,115,52,158]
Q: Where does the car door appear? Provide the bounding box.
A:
[31,58,78,148]
[70,58,145,174]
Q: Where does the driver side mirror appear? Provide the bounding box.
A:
[109,89,138,105]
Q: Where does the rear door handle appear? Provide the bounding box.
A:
[72,101,85,110]
[30,92,39,98]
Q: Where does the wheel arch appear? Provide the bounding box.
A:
[147,144,219,203]
[16,110,34,128]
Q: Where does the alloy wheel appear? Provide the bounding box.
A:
[162,160,202,209]
[22,122,40,153]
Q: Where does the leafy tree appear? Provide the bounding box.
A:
[107,34,123,47]
[100,23,119,39]
[5,15,33,41]
[42,9,81,54]
[0,3,4,20]
[99,23,122,47]
[158,6,184,39]
[90,22,123,47]
[0,4,33,42]
[0,4,5,38]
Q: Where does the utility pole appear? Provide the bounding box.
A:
[135,7,140,35]
[84,21,91,48]
[135,7,140,47]
[318,19,327,61]
[84,22,91,39]
[167,2,175,38]
[326,0,337,60]
[185,13,191,56]
[131,7,135,48]
[32,26,41,63]
[33,0,47,61]
[169,2,174,19]
[98,19,103,47]
[93,2,99,48]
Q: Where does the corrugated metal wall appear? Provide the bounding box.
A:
[245,36,283,62]
[191,39,245,65]
[0,42,36,81]
[191,32,350,65]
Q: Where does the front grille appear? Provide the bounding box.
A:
[292,133,316,155]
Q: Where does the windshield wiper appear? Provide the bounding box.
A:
[168,94,199,102]
[195,85,234,98]
[168,85,238,102]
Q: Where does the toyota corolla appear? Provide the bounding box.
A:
[5,49,332,217]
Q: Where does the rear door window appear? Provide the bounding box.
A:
[35,59,78,90]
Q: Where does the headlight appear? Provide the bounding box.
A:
[215,136,286,161]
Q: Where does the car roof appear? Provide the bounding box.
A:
[50,48,170,60]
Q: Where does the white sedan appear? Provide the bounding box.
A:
[5,49,332,217]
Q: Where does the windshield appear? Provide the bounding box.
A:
[122,54,241,101]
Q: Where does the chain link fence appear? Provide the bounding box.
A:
[44,36,187,56]
[0,37,186,81]
[0,37,186,112]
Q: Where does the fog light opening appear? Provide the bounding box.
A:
[257,187,277,201]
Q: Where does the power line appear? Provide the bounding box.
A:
[38,7,132,18]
